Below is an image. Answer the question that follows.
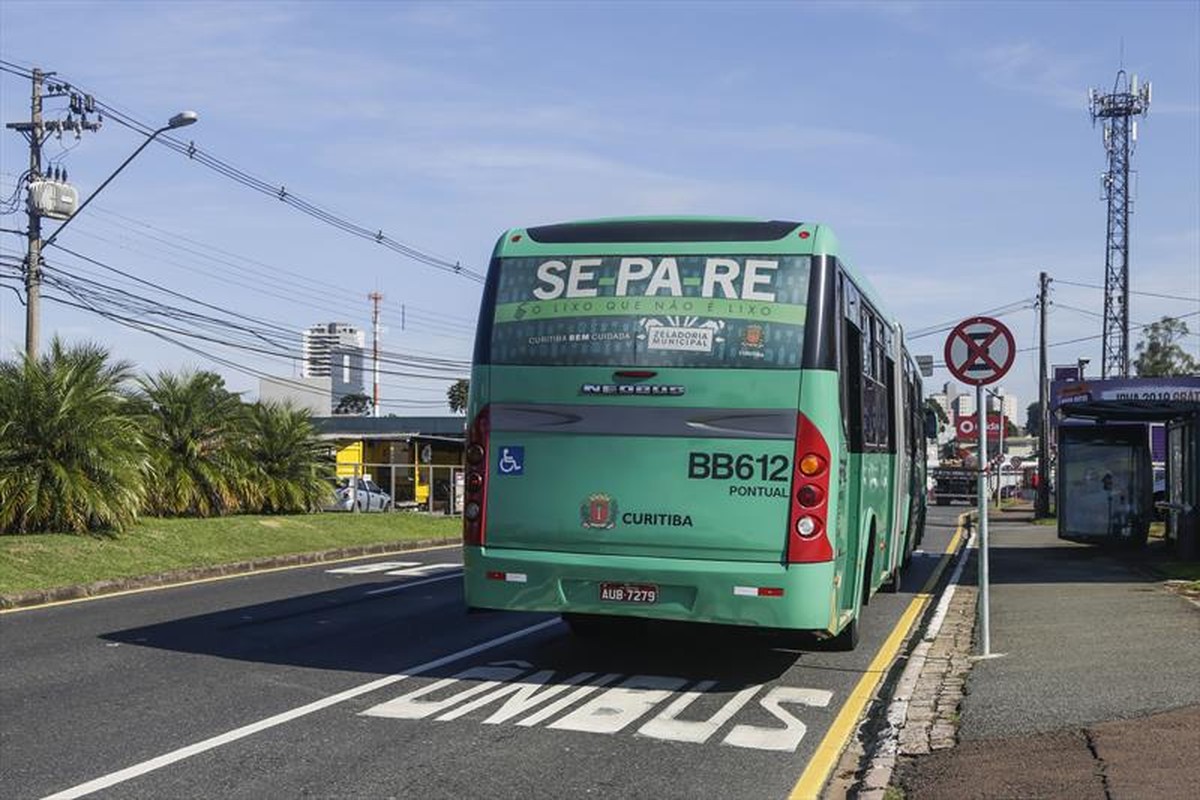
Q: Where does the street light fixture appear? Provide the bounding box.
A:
[25,110,199,357]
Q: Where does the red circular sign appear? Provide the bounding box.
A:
[943,316,1015,386]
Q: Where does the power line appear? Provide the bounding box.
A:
[39,257,470,379]
[100,107,483,282]
[8,194,479,341]
[1054,277,1200,303]
[907,298,1036,340]
[2,61,484,281]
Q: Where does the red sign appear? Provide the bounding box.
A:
[944,317,1015,386]
[956,414,1007,441]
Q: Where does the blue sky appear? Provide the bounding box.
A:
[1,0,1197,416]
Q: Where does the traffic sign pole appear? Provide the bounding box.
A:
[977,383,990,657]
[944,315,1013,660]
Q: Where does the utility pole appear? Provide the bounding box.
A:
[1089,69,1151,378]
[1036,271,1051,518]
[369,291,383,417]
[17,69,42,359]
[6,68,102,358]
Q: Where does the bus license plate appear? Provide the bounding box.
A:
[599,583,658,604]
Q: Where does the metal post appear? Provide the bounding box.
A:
[389,442,396,512]
[977,383,991,656]
[427,465,434,513]
[995,392,1006,510]
[1036,271,1051,518]
[351,460,360,513]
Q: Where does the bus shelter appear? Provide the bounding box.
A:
[1051,376,1200,557]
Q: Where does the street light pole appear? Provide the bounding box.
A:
[25,110,198,356]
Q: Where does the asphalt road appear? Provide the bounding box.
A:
[1,508,963,800]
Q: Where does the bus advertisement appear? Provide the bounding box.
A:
[462,218,925,650]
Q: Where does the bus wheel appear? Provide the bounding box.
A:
[827,615,860,651]
[882,562,902,593]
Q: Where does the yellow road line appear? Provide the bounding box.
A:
[787,513,969,799]
[0,541,461,615]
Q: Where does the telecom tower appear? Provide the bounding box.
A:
[1089,69,1151,378]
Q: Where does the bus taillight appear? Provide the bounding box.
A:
[787,411,833,563]
[463,405,490,547]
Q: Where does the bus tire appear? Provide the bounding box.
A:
[827,615,860,651]
[861,524,876,607]
[882,562,902,593]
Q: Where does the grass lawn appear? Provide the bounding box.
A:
[0,512,460,596]
[1156,561,1200,592]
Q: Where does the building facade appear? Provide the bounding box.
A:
[300,322,366,410]
[301,323,365,379]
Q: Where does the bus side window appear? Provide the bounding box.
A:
[884,356,897,454]
[844,317,865,452]
[837,274,849,439]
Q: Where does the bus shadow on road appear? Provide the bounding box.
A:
[98,582,855,683]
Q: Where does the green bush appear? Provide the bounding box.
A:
[0,340,148,533]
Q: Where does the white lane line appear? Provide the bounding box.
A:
[326,562,420,574]
[383,563,461,576]
[364,571,463,595]
[40,618,561,800]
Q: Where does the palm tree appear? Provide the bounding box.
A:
[240,402,333,513]
[138,371,248,517]
[447,379,469,414]
[0,339,147,534]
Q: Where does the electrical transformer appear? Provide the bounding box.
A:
[27,179,79,221]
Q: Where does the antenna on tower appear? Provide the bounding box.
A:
[1088,64,1151,378]
[369,291,384,417]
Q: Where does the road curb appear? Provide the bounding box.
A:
[0,536,460,610]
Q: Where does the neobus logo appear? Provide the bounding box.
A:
[581,383,686,396]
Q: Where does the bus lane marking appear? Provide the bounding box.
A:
[361,665,834,752]
[39,619,560,800]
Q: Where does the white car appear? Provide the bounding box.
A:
[326,478,392,512]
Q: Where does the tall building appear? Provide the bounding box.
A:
[1002,393,1019,426]
[301,323,364,378]
[301,323,366,411]
[951,392,975,419]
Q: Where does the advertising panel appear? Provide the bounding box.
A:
[954,414,1007,441]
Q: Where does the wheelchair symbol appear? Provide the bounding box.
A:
[498,446,524,476]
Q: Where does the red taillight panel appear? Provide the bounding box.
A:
[787,411,833,563]
[463,405,490,546]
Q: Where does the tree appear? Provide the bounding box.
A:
[239,402,333,513]
[1133,317,1199,377]
[1025,401,1041,438]
[0,339,148,534]
[334,392,372,416]
[447,379,470,414]
[138,371,247,517]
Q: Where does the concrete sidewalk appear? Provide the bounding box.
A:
[891,512,1200,799]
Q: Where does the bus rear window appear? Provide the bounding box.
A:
[484,255,809,369]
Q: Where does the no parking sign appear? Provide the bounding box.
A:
[944,316,1015,386]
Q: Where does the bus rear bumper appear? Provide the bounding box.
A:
[464,546,839,633]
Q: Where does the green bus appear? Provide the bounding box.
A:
[462,218,925,649]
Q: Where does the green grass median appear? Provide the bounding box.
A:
[0,513,460,596]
